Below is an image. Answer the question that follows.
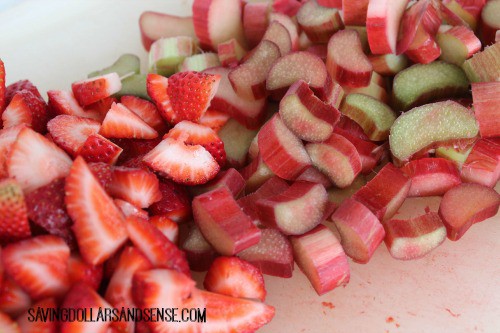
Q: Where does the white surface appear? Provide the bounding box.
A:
[1,1,499,332]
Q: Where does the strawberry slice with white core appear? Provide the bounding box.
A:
[290,224,350,296]
[8,127,72,193]
[192,186,261,256]
[143,137,220,185]
[47,90,102,120]
[439,183,500,241]
[99,102,158,139]
[199,109,230,132]
[297,0,344,43]
[330,198,385,263]
[71,73,122,107]
[2,90,48,133]
[257,181,329,235]
[471,81,500,138]
[16,298,57,333]
[108,167,162,208]
[139,11,196,51]
[0,276,32,318]
[114,199,148,219]
[120,95,168,134]
[0,311,20,333]
[401,157,462,197]
[353,163,411,222]
[461,139,500,188]
[77,133,123,165]
[47,115,101,156]
[383,212,447,260]
[65,156,128,265]
[2,235,70,300]
[0,125,24,179]
[146,73,174,123]
[367,0,409,54]
[149,215,179,243]
[258,114,311,180]
[67,253,103,291]
[0,179,31,244]
[204,256,266,301]
[262,21,292,56]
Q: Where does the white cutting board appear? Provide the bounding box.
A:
[1,1,499,332]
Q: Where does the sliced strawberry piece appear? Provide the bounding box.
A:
[2,235,70,300]
[0,178,30,244]
[84,96,117,115]
[78,134,123,165]
[0,59,5,114]
[47,90,102,120]
[65,156,128,265]
[149,179,192,223]
[0,125,24,179]
[125,216,190,276]
[0,276,32,317]
[47,115,101,156]
[108,167,162,208]
[5,80,42,105]
[199,109,230,132]
[146,73,175,124]
[114,199,149,219]
[16,298,58,333]
[87,162,114,190]
[114,137,162,164]
[7,127,72,193]
[71,73,121,107]
[67,253,103,291]
[24,177,75,249]
[0,311,20,333]
[165,120,226,166]
[120,95,168,134]
[60,283,112,333]
[149,215,179,243]
[143,137,220,185]
[99,102,158,139]
[2,90,49,133]
[204,256,266,301]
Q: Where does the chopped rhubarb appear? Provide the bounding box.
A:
[217,118,258,168]
[461,42,500,82]
[436,25,482,66]
[217,39,246,67]
[404,24,441,64]
[471,81,500,138]
[461,139,500,187]
[342,0,370,26]
[139,11,196,51]
[296,0,344,43]
[480,0,500,45]
[181,224,218,272]
[262,21,292,56]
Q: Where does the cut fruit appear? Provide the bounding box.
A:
[480,0,500,45]
[396,0,431,55]
[471,81,500,138]
[192,186,261,255]
[401,157,461,197]
[262,21,292,56]
[319,75,344,109]
[179,52,221,72]
[296,0,344,43]
[326,30,373,88]
[327,174,367,205]
[330,198,385,263]
[139,11,196,51]
[2,89,49,134]
[389,100,479,161]
[340,93,396,141]
[290,224,350,296]
[0,178,31,244]
[404,23,441,64]
[148,36,196,76]
[181,224,217,272]
[369,53,409,76]
[78,134,123,165]
[47,90,102,120]
[218,118,258,168]
[296,165,334,189]
[0,276,32,317]
[461,139,500,187]
[343,74,389,104]
[383,212,447,260]
[47,115,101,157]
[435,145,472,167]
[120,95,167,134]
[272,0,303,16]
[353,163,411,221]
[240,155,275,193]
[436,25,482,66]
[461,42,500,82]
[438,183,500,240]
[199,109,230,132]
[150,215,179,243]
[108,167,161,208]
[71,73,122,107]
[444,0,478,29]
[150,179,192,223]
[342,0,369,26]
[100,102,158,139]
[257,181,328,235]
[217,39,247,67]
[269,12,300,51]
[305,133,362,188]
[243,2,270,48]
[279,80,340,142]
[191,168,246,198]
[114,199,148,219]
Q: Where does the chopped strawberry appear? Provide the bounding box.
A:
[7,127,72,193]
[67,254,103,291]
[77,133,123,165]
[114,199,149,219]
[143,137,220,185]
[0,59,5,114]
[5,80,42,105]
[0,311,20,333]
[2,90,49,133]
[199,109,231,132]
[113,137,162,165]
[165,120,226,166]
[149,215,179,243]
[120,95,168,134]
[47,90,102,120]
[0,276,32,317]
[149,179,192,223]
[24,177,76,249]
[108,167,162,208]
[120,154,149,170]
[16,298,58,333]
[87,162,114,190]
[2,235,70,300]
[47,115,101,156]
[71,73,122,107]
[125,216,190,276]
[65,156,128,265]
[204,256,266,301]
[99,102,158,139]
[0,125,23,179]
[84,96,117,115]
[146,73,175,124]
[0,178,31,244]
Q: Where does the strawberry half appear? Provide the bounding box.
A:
[47,115,101,156]
[204,256,266,301]
[2,90,49,133]
[16,298,57,333]
[149,179,192,223]
[99,102,158,139]
[71,73,122,107]
[165,120,227,166]
[143,137,220,185]
[120,95,168,134]
[108,166,162,208]
[0,125,24,179]
[77,133,123,165]
[65,156,128,265]
[47,90,102,120]
[0,178,31,244]
[1,235,70,300]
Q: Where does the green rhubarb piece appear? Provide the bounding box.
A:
[148,36,196,76]
[341,93,396,141]
[392,61,469,111]
[435,146,473,166]
[389,100,478,161]
[218,118,258,168]
[116,74,149,100]
[179,53,221,72]
[88,53,140,78]
[461,42,500,83]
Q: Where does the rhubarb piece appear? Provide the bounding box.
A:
[342,0,369,25]
[331,198,385,263]
[305,133,362,188]
[471,81,500,138]
[444,0,478,28]
[435,145,472,167]
[340,93,396,141]
[88,53,140,79]
[461,139,500,187]
[461,42,500,82]
[436,25,482,66]
[296,0,344,43]
[319,75,344,108]
[262,21,292,56]
[392,62,469,111]
[192,0,247,50]
[229,40,281,100]
[343,74,389,104]
[279,80,340,142]
[240,155,275,193]
[181,224,217,271]
[369,54,409,76]
[139,11,196,51]
[404,25,441,64]
[191,168,246,198]
[71,73,122,107]
[243,2,270,48]
[273,0,303,15]
[217,118,258,168]
[439,183,500,240]
[383,212,447,260]
[480,0,500,45]
[366,0,408,54]
[401,157,462,196]
[192,187,261,255]
[389,101,478,161]
[353,163,411,221]
[179,52,221,72]
[256,181,328,235]
[422,1,442,35]
[396,0,431,54]
[327,174,366,205]
[148,37,196,76]
[326,30,373,88]
[290,224,350,295]
[217,39,247,67]
[296,165,334,188]
[270,12,300,51]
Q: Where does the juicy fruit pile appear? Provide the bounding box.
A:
[1,0,500,332]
